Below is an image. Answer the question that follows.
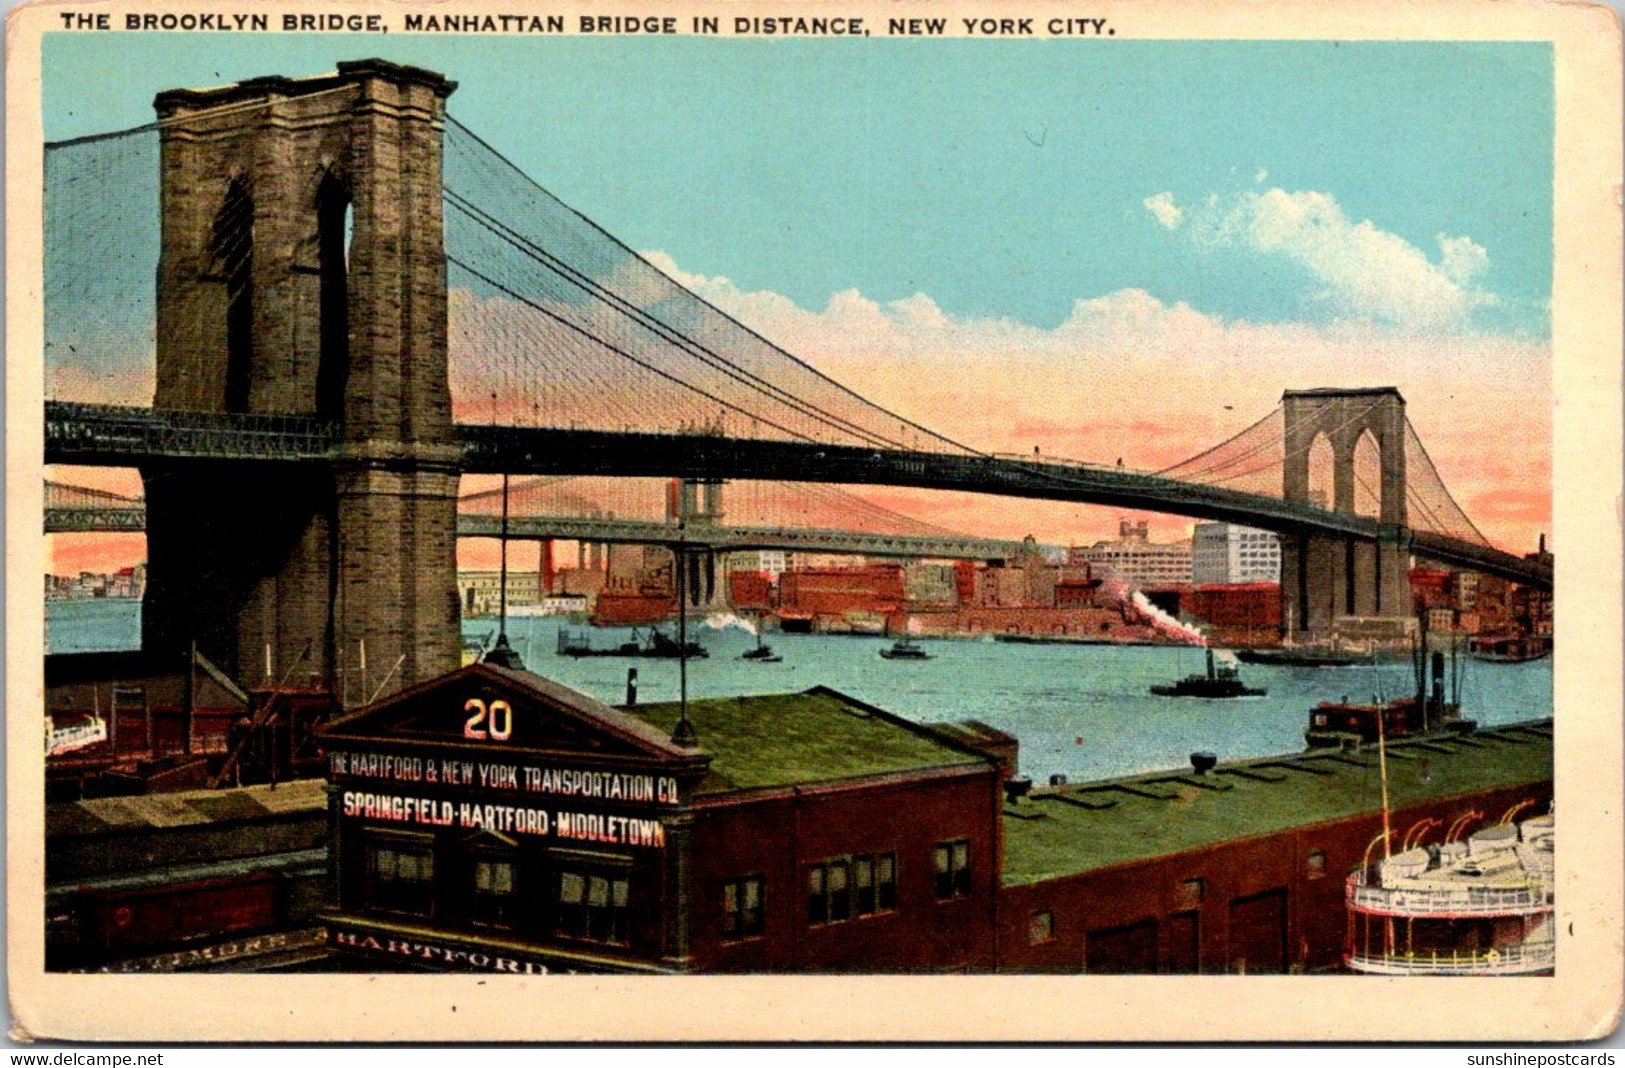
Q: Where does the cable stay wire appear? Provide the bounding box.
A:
[443,116,980,457]
[442,191,910,452]
[447,256,822,447]
[1154,406,1282,477]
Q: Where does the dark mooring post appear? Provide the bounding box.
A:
[185,639,197,755]
[671,536,696,747]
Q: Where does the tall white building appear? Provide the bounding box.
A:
[729,550,788,579]
[1191,522,1281,585]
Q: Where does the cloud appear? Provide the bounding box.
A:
[1142,192,1184,230]
[1153,186,1500,330]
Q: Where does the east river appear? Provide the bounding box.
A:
[48,600,1554,783]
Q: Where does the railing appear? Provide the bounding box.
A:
[1347,872,1553,917]
[1345,939,1554,976]
[45,400,339,462]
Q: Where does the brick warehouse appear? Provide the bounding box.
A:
[307,663,1550,974]
[315,664,1002,972]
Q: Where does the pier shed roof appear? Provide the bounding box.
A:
[1000,722,1553,887]
[625,686,995,796]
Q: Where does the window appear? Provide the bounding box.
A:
[1029,910,1055,945]
[553,866,631,945]
[1176,877,1205,910]
[1306,850,1327,880]
[723,875,765,939]
[828,860,851,923]
[366,836,435,917]
[807,853,896,926]
[472,857,517,927]
[934,839,971,899]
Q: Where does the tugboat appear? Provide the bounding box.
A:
[879,637,932,661]
[1150,648,1266,698]
[740,633,783,664]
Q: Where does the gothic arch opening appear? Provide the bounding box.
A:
[1352,430,1383,519]
[315,170,352,420]
[212,177,254,413]
[1306,432,1334,510]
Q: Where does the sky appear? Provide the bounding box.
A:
[40,33,1554,573]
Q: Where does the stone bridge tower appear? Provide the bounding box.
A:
[1279,387,1411,640]
[141,60,460,701]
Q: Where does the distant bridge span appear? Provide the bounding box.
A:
[45,401,1551,589]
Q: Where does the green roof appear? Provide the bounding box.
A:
[1001,722,1553,887]
[625,687,986,795]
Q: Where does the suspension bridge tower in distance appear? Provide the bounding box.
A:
[1279,387,1411,641]
[141,60,462,701]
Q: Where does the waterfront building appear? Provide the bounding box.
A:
[45,564,148,602]
[730,550,787,581]
[776,564,906,630]
[458,571,541,617]
[1191,523,1281,585]
[903,562,960,607]
[46,655,1551,974]
[997,722,1552,973]
[316,664,1003,973]
[311,661,1550,975]
[1073,519,1193,589]
[46,779,330,971]
[1180,583,1282,648]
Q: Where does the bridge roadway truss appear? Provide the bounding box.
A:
[44,400,1552,590]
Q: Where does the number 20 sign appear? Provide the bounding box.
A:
[464,698,514,741]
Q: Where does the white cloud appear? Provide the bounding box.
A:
[1169,186,1499,329]
[1437,232,1490,287]
[1142,191,1184,230]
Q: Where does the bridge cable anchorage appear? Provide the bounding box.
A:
[441,117,981,456]
[443,192,920,454]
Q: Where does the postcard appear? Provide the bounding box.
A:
[7,0,1622,1043]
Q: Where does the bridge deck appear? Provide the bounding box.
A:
[43,402,1551,589]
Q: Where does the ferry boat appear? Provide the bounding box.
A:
[1149,648,1266,699]
[46,712,107,756]
[1305,650,1474,749]
[740,634,782,663]
[1238,646,1394,668]
[557,628,708,659]
[1467,633,1551,663]
[879,638,932,661]
[1344,811,1555,976]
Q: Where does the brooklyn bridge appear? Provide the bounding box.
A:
[41,60,1550,699]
